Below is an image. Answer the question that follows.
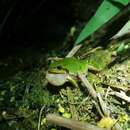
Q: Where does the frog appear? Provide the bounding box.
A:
[46,57,100,87]
[46,57,110,117]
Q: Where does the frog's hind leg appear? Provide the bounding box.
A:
[67,76,78,88]
[88,65,101,73]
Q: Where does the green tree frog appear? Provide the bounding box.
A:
[46,57,110,117]
[46,57,99,87]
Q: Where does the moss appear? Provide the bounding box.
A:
[28,86,54,107]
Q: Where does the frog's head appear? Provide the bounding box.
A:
[46,60,69,86]
[46,57,85,87]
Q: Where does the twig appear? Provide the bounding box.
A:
[46,114,109,130]
[66,44,82,57]
[78,74,97,100]
[93,100,104,117]
[38,106,45,130]
[110,90,130,103]
[102,83,130,92]
[97,93,110,117]
[78,73,110,117]
[47,57,63,61]
[77,74,123,130]
[81,46,102,58]
[105,87,111,100]
[78,97,89,110]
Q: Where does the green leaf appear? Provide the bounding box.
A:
[75,0,130,45]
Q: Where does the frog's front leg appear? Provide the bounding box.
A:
[67,75,78,88]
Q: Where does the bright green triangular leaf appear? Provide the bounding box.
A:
[75,0,130,45]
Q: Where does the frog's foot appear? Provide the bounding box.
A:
[67,76,78,88]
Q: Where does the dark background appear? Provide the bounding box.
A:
[0,0,100,55]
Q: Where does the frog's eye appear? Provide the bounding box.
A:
[56,65,62,70]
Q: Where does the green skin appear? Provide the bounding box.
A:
[46,57,99,87]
